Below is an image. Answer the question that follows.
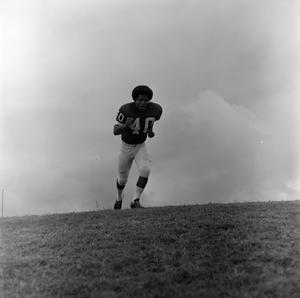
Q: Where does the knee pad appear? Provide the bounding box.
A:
[116,179,126,190]
[117,176,127,187]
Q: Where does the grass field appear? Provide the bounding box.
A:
[0,201,299,297]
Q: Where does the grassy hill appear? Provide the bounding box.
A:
[1,201,299,297]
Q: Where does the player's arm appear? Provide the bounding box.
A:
[147,104,163,138]
[113,117,134,135]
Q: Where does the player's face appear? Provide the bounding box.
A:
[135,94,150,112]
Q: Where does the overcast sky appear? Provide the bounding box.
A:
[1,0,299,216]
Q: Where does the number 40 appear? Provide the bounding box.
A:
[131,117,155,134]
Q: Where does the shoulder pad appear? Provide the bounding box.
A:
[149,102,163,120]
[119,103,133,115]
[116,103,135,123]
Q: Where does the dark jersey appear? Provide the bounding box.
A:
[116,102,162,144]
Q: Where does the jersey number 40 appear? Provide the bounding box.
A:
[130,117,155,134]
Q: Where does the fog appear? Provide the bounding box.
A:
[1,0,299,215]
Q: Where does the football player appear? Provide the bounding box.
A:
[113,85,163,209]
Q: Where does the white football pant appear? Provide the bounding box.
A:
[117,141,151,187]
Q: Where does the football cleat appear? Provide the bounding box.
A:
[130,199,144,209]
[114,200,122,210]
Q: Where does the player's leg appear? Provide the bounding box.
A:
[114,144,134,209]
[131,143,151,208]
[117,153,133,200]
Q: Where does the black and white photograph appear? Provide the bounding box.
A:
[1,0,299,297]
